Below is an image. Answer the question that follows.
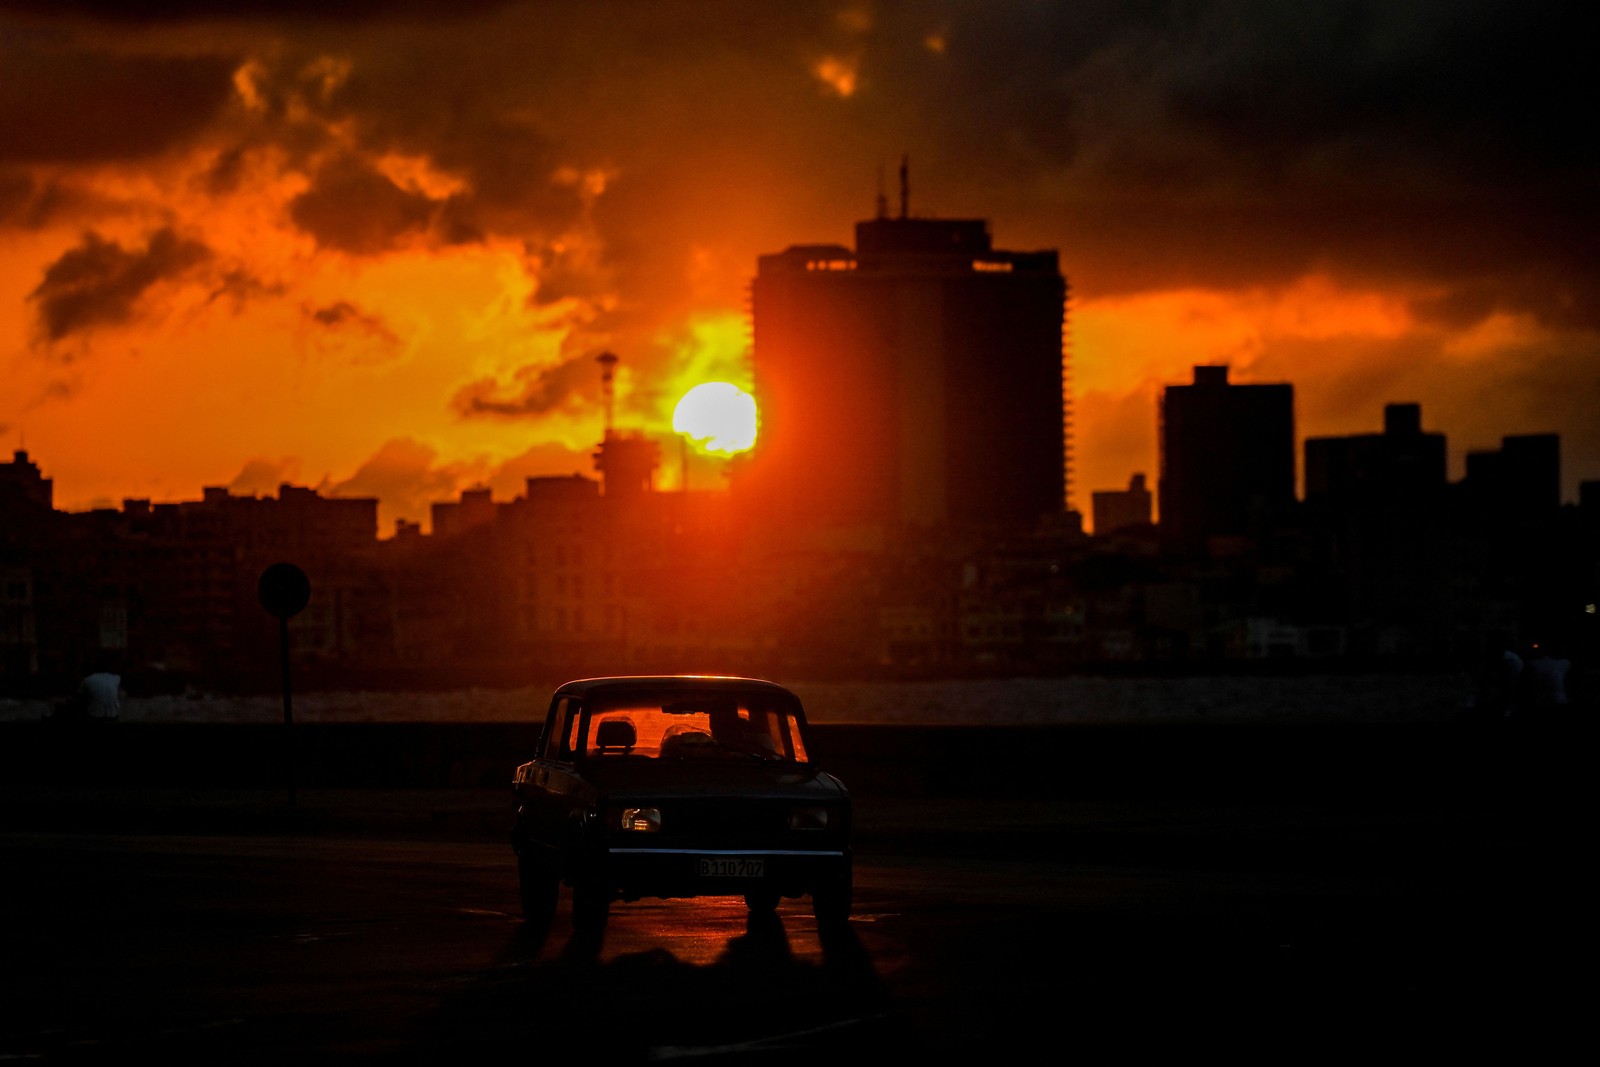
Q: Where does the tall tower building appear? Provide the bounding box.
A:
[1159,365,1295,556]
[742,177,1068,533]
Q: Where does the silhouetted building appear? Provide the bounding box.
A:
[1464,434,1561,519]
[432,486,497,538]
[0,450,52,512]
[594,430,661,498]
[744,187,1068,534]
[1460,433,1566,647]
[1305,403,1447,511]
[1092,473,1153,535]
[1302,404,1471,660]
[1158,365,1294,557]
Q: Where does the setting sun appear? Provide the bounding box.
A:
[672,382,758,455]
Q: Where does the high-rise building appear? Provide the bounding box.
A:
[1304,403,1447,512]
[1158,365,1295,556]
[742,180,1068,533]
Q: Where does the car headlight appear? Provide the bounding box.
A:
[789,805,830,830]
[617,806,662,832]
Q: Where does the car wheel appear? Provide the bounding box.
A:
[744,888,780,913]
[812,872,852,928]
[517,854,559,925]
[572,878,611,933]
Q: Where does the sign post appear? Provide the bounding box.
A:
[258,563,311,806]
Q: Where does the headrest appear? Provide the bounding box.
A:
[595,719,636,749]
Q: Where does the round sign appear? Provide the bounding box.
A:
[258,562,311,619]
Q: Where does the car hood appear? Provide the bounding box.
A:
[580,761,848,802]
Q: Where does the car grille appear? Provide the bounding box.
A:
[662,799,788,838]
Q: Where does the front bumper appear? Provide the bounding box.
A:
[590,844,851,901]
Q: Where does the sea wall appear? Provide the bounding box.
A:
[0,719,1579,800]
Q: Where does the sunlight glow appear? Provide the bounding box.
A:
[673,382,757,455]
[812,55,859,97]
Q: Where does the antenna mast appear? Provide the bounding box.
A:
[898,154,909,219]
[596,351,618,436]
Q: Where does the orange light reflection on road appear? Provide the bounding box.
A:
[561,899,832,969]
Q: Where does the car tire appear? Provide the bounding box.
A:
[572,878,611,933]
[517,853,559,925]
[744,888,780,913]
[811,872,852,928]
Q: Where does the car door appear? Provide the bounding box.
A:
[514,694,591,862]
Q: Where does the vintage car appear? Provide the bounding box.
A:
[511,675,853,931]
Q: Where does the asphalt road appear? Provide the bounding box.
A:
[0,773,1585,1065]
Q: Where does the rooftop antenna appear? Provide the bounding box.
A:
[899,153,909,219]
[596,351,618,436]
[875,164,888,219]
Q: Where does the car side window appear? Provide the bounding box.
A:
[563,700,583,759]
[542,697,580,760]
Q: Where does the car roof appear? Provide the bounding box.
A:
[553,675,797,700]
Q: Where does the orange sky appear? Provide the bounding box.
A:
[3,1,1596,533]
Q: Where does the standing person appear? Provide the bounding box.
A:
[49,669,122,722]
[1469,642,1524,721]
[1520,640,1570,720]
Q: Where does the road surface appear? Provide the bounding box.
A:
[0,780,1583,1063]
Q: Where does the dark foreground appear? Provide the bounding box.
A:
[0,719,1589,1063]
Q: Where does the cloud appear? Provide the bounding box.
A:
[321,435,597,533]
[207,269,283,310]
[0,40,234,164]
[288,155,446,255]
[4,1,1600,514]
[1075,384,1162,505]
[451,355,601,419]
[323,437,475,532]
[0,1,511,23]
[28,226,212,343]
[227,456,302,496]
[0,169,35,225]
[483,441,597,499]
[303,300,398,344]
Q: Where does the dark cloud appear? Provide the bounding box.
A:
[0,1,510,22]
[207,268,281,310]
[287,156,442,254]
[28,226,211,342]
[244,52,596,249]
[303,300,399,344]
[451,355,599,419]
[5,0,1599,501]
[1162,4,1595,174]
[308,300,360,326]
[0,169,33,224]
[0,41,234,164]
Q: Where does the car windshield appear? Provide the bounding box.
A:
[582,692,810,764]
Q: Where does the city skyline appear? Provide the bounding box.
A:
[4,358,1578,533]
[3,2,1596,533]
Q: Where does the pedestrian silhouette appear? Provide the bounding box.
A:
[1466,643,1523,721]
[1518,640,1570,721]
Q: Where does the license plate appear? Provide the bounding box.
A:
[698,857,764,878]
